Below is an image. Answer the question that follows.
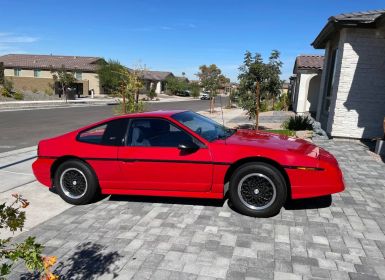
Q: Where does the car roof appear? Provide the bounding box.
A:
[104,110,188,122]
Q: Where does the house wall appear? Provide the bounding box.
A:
[4,68,102,96]
[327,27,385,138]
[82,72,101,95]
[292,71,321,115]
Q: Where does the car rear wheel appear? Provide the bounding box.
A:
[54,160,99,205]
[229,162,287,217]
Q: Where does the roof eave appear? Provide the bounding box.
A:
[311,21,336,49]
[312,17,380,49]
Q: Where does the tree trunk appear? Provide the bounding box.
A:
[135,90,139,104]
[255,82,260,130]
[62,85,67,103]
[120,83,126,114]
[210,96,215,113]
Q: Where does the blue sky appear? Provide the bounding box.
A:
[0,0,384,81]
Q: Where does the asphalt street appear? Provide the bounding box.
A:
[0,97,227,152]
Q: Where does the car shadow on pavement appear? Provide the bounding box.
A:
[20,242,122,280]
[109,195,226,207]
[284,195,332,210]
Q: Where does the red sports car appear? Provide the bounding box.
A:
[33,110,344,217]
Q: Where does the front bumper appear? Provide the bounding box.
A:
[289,149,345,199]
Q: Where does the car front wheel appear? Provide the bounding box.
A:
[229,162,287,217]
[54,160,99,205]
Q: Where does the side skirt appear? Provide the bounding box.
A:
[101,188,223,199]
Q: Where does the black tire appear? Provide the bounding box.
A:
[229,162,287,218]
[54,160,99,205]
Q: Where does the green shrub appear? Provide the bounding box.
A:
[1,79,13,97]
[32,88,39,94]
[189,82,201,98]
[13,91,24,100]
[146,86,157,100]
[282,115,313,131]
[44,88,54,96]
[260,100,268,112]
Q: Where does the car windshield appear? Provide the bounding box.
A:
[172,111,236,142]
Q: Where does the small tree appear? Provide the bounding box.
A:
[98,60,145,114]
[189,81,201,98]
[51,65,76,103]
[97,59,124,95]
[1,78,13,98]
[196,64,229,113]
[146,83,157,100]
[0,62,4,85]
[238,50,283,129]
[0,194,57,279]
[165,76,188,95]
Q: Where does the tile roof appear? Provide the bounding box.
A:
[142,70,174,81]
[0,54,102,72]
[294,55,324,72]
[332,9,385,22]
[312,9,385,49]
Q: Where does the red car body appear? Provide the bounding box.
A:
[32,110,344,200]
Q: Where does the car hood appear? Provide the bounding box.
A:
[226,129,319,158]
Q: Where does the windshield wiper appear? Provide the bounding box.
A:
[217,128,236,140]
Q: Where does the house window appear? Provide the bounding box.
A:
[34,69,41,78]
[14,69,21,76]
[75,72,82,80]
[323,48,338,114]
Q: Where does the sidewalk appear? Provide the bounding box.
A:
[0,147,72,239]
[198,107,294,130]
[0,95,197,111]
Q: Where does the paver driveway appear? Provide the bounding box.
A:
[7,140,385,280]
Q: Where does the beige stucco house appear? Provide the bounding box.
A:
[312,10,385,139]
[0,54,104,96]
[290,55,324,115]
[141,71,174,94]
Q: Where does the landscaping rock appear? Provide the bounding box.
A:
[295,130,313,140]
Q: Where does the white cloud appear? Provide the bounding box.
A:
[0,32,38,55]
[0,33,38,43]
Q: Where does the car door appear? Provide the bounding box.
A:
[117,117,213,192]
[75,118,129,189]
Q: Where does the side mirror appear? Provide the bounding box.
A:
[178,143,199,152]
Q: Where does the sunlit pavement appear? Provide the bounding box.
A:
[6,139,385,280]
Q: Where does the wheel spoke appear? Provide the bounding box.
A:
[237,173,277,210]
[60,168,88,199]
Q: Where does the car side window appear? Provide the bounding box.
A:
[127,118,200,148]
[78,119,128,146]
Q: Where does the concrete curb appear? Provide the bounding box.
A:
[0,146,37,159]
[0,97,198,111]
[0,100,118,111]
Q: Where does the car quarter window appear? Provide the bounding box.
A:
[78,118,129,146]
[127,118,202,148]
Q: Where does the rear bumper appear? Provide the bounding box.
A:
[32,158,54,187]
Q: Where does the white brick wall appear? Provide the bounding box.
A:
[328,28,385,138]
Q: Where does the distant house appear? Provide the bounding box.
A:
[312,10,385,139]
[141,71,174,94]
[281,82,290,95]
[290,55,324,115]
[176,76,189,83]
[0,54,104,96]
